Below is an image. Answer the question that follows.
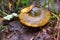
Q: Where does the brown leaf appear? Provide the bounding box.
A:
[9,20,23,31]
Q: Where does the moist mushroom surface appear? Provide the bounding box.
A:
[19,6,50,27]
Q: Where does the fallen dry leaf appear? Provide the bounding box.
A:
[9,20,23,31]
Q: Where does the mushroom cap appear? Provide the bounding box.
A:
[19,7,50,27]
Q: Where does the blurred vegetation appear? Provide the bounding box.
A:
[43,0,47,8]
[0,0,58,14]
[49,0,58,14]
[0,0,60,31]
[21,0,29,6]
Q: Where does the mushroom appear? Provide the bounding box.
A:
[19,5,50,27]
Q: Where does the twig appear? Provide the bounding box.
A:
[51,12,60,40]
[56,20,60,40]
[30,32,40,40]
[51,12,59,20]
[30,36,34,40]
